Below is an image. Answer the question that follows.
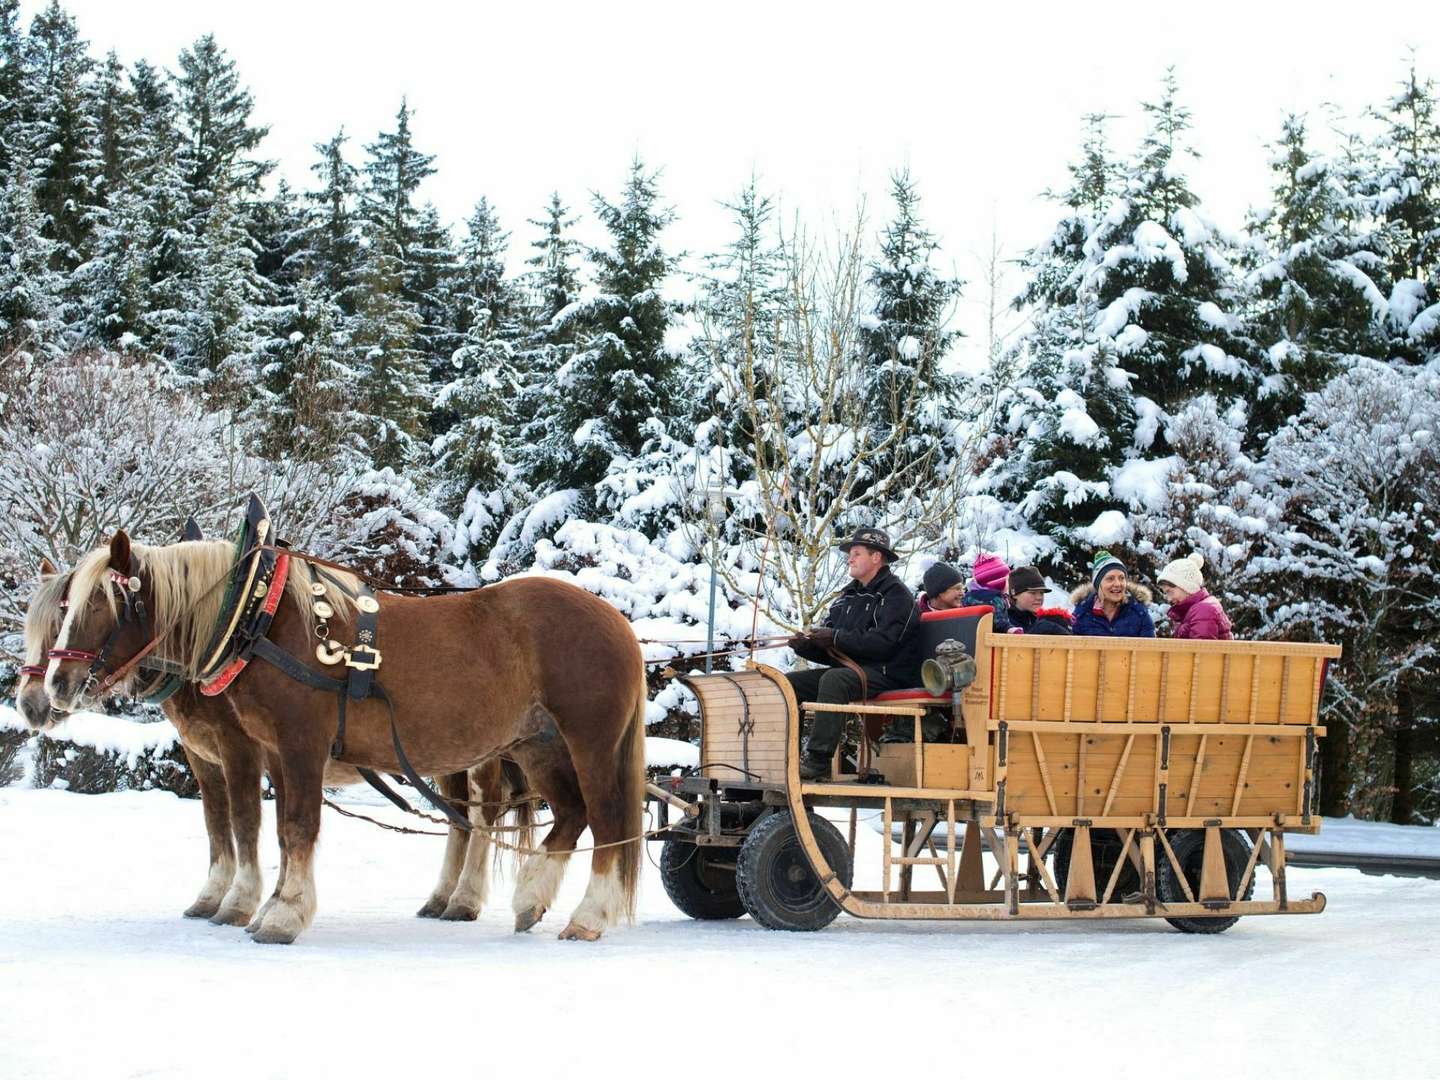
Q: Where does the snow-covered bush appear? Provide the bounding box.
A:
[23,713,197,796]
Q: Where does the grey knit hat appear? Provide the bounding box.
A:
[922,561,963,598]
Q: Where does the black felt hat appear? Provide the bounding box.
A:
[836,527,897,563]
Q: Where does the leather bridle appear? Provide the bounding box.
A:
[45,569,161,699]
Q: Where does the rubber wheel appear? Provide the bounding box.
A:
[736,811,851,931]
[1156,829,1255,934]
[659,839,745,920]
[1051,828,1142,900]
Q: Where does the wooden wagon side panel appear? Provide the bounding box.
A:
[1004,731,1159,817]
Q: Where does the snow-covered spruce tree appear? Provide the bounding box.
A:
[0,159,64,355]
[304,129,364,314]
[1242,112,1391,430]
[251,270,364,463]
[690,177,789,482]
[410,201,459,395]
[172,34,271,214]
[538,158,682,505]
[1086,71,1262,439]
[352,100,436,468]
[987,113,1137,568]
[434,197,528,562]
[857,169,963,483]
[349,233,427,470]
[511,192,582,498]
[18,1,94,277]
[1123,393,1281,628]
[1371,62,1440,364]
[83,50,133,202]
[0,0,24,176]
[129,60,199,361]
[1251,360,1440,818]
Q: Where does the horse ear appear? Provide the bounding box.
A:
[182,516,203,542]
[109,530,132,573]
[38,557,58,577]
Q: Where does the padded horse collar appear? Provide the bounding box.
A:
[197,494,288,694]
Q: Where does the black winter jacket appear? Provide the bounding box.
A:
[793,566,923,684]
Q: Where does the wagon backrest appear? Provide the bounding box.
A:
[681,667,794,783]
[917,604,993,669]
[985,635,1340,825]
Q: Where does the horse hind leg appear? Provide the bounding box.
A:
[559,699,646,942]
[441,760,508,921]
[418,772,471,918]
[183,750,236,920]
[509,751,586,934]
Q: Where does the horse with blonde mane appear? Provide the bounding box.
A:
[20,554,536,930]
[46,532,646,944]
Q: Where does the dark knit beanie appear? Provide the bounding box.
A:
[922,561,963,598]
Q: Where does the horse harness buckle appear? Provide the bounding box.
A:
[344,645,382,671]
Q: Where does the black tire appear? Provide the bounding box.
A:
[736,811,851,931]
[1051,828,1142,900]
[659,839,745,920]
[1156,829,1255,934]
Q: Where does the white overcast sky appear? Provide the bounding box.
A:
[23,0,1438,368]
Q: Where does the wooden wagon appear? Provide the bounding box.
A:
[652,608,1341,933]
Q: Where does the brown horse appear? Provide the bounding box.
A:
[46,532,647,944]
[20,559,533,929]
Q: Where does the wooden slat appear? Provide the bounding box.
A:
[1031,731,1058,816]
[1231,734,1256,816]
[1278,656,1292,724]
[1077,733,1087,816]
[1186,734,1208,818]
[1101,734,1136,816]
[1063,651,1075,722]
[1126,649,1137,721]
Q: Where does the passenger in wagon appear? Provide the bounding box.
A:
[916,561,965,612]
[1070,551,1155,637]
[1005,566,1074,635]
[1158,552,1233,640]
[959,552,1012,631]
[785,527,923,780]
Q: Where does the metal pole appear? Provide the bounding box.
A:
[705,513,719,675]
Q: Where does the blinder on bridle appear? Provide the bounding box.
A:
[46,568,152,698]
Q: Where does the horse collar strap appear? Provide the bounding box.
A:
[199,551,291,697]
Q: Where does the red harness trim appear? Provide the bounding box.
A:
[47,648,100,662]
[19,665,48,677]
[201,552,291,697]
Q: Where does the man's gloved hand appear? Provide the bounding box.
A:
[808,627,836,649]
[785,634,809,650]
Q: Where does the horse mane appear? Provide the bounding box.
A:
[22,570,72,666]
[66,539,362,681]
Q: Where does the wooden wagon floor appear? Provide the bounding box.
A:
[2,786,1436,1080]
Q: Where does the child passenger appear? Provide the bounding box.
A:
[1158,553,1233,640]
[961,553,1013,632]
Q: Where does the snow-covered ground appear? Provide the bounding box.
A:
[1,786,1437,1080]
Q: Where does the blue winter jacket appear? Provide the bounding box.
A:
[961,583,1012,633]
[1070,582,1156,638]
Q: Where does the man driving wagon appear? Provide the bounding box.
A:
[784,527,923,780]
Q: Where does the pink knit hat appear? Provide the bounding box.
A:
[972,552,1010,591]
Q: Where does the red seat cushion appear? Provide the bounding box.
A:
[871,688,948,704]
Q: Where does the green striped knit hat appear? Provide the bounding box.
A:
[1090,550,1128,592]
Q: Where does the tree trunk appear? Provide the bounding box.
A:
[1318,711,1349,817]
[1391,684,1415,825]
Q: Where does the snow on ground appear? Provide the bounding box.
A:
[1,788,1437,1080]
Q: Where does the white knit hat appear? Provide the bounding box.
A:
[1158,552,1205,597]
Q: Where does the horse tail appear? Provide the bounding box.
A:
[616,668,648,922]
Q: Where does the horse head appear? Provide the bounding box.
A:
[45,531,156,713]
[16,558,70,730]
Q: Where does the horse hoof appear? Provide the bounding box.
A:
[209,905,253,927]
[243,920,261,935]
[558,923,602,942]
[514,906,546,933]
[250,926,298,945]
[416,898,447,919]
[183,900,221,919]
[440,903,480,922]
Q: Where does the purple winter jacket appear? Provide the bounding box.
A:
[1169,589,1232,640]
